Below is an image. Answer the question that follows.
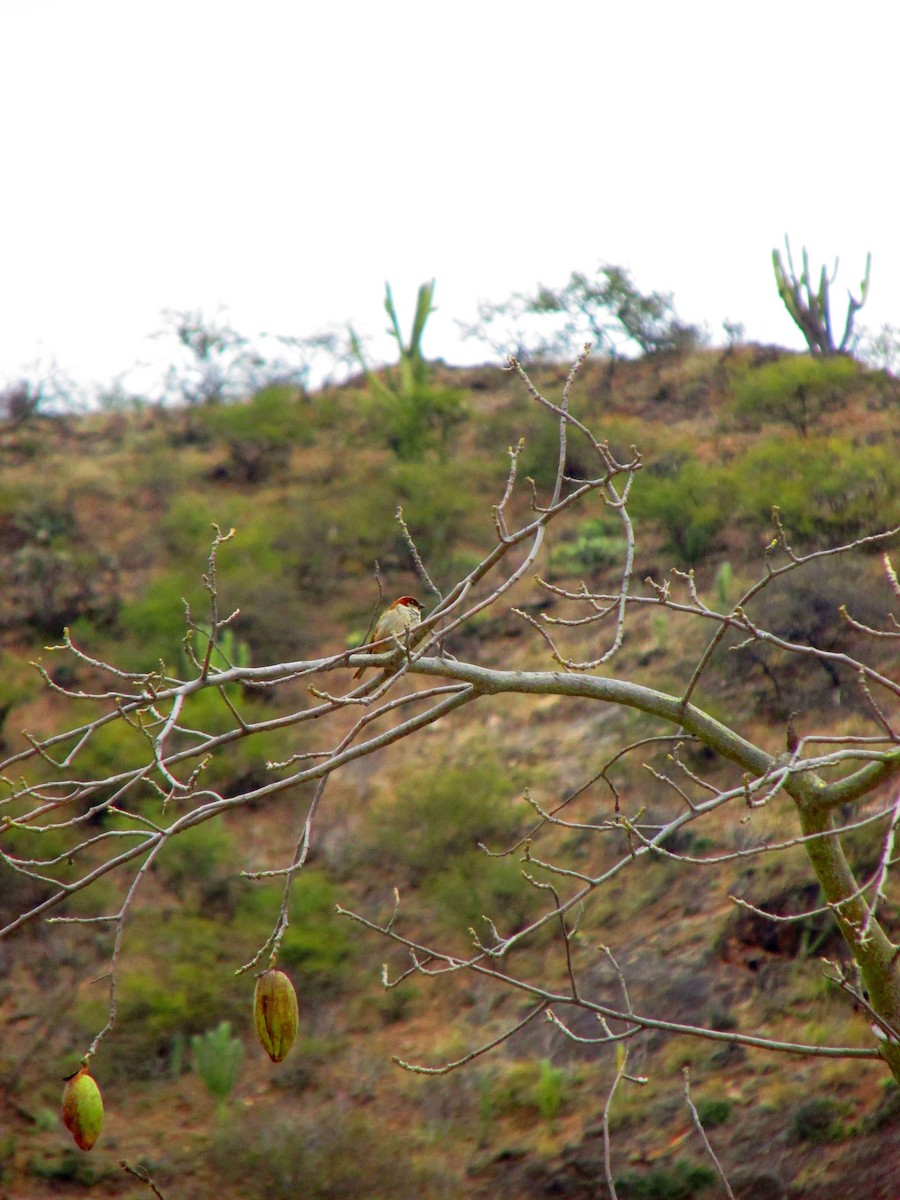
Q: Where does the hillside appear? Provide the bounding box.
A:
[1,345,899,1199]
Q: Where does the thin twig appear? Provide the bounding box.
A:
[682,1069,736,1200]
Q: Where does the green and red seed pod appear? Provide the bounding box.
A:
[253,969,299,1063]
[62,1066,103,1151]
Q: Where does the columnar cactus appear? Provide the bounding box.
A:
[772,236,871,356]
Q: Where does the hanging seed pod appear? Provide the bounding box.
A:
[253,969,299,1063]
[62,1066,103,1151]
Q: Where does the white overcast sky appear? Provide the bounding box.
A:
[1,2,897,396]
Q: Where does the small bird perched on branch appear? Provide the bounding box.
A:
[352,596,424,679]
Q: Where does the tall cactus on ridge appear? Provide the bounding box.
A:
[772,237,871,356]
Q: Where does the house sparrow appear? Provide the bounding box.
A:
[352,596,424,678]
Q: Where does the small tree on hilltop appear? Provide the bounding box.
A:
[154,309,339,406]
[460,264,701,360]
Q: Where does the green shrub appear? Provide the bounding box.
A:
[373,982,417,1025]
[8,543,120,636]
[0,855,51,927]
[513,410,574,492]
[27,1150,98,1185]
[424,853,538,939]
[315,476,399,576]
[695,1097,732,1127]
[790,1096,845,1143]
[197,385,313,482]
[0,818,71,871]
[0,652,39,735]
[552,517,628,575]
[368,761,526,882]
[235,874,352,994]
[118,568,203,668]
[64,713,155,783]
[615,1159,717,1199]
[631,432,900,563]
[157,819,239,907]
[268,1034,348,1094]
[77,911,250,1077]
[13,496,77,541]
[598,415,658,457]
[361,760,537,940]
[115,947,235,1041]
[387,458,482,575]
[631,458,728,562]
[176,498,334,657]
[161,492,233,559]
[730,436,900,544]
[732,354,858,436]
[269,506,341,603]
[74,862,351,1081]
[0,1134,14,1182]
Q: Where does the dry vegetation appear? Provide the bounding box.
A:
[1,345,899,1199]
